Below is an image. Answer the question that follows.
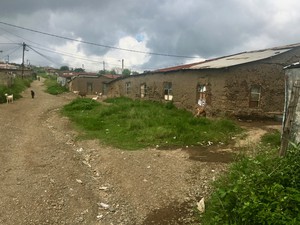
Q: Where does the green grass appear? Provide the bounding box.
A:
[201,144,300,225]
[260,130,281,148]
[61,97,241,150]
[0,78,32,103]
[44,76,68,95]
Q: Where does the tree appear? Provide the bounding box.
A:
[131,71,139,75]
[99,70,105,75]
[110,69,117,75]
[122,68,131,76]
[74,68,85,72]
[60,65,69,71]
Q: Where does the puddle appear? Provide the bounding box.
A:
[184,146,234,163]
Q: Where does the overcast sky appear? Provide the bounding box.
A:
[1,0,300,73]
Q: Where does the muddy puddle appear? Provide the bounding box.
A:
[142,201,196,225]
[184,146,234,163]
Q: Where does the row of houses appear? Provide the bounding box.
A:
[57,42,300,119]
[103,43,300,118]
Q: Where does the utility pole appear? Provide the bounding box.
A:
[22,42,26,79]
[122,59,124,71]
[103,61,105,73]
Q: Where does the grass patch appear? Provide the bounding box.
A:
[0,78,32,103]
[61,97,241,150]
[201,144,300,225]
[261,130,281,148]
[44,76,68,95]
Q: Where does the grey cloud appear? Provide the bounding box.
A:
[1,0,300,70]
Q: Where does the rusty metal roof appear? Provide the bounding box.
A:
[190,48,291,69]
[156,43,300,72]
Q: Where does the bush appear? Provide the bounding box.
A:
[202,146,300,225]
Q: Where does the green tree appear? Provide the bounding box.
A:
[99,70,105,75]
[60,66,69,71]
[122,68,131,76]
[110,69,117,75]
[74,68,85,72]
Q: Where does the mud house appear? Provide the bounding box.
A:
[107,43,300,118]
[69,73,120,95]
[280,62,300,155]
[0,62,32,87]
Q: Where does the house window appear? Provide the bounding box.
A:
[197,84,207,106]
[163,82,173,101]
[102,83,108,95]
[249,85,261,107]
[140,83,147,98]
[87,82,93,94]
[125,82,131,94]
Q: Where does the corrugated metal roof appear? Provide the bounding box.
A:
[156,43,300,72]
[284,62,300,69]
[190,48,291,69]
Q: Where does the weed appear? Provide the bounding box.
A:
[62,97,241,150]
[261,130,281,148]
[44,76,68,95]
[0,78,33,103]
[202,145,300,225]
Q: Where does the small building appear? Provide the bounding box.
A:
[0,62,33,86]
[57,71,77,87]
[70,73,120,95]
[107,43,300,119]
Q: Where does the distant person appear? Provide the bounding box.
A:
[31,90,35,99]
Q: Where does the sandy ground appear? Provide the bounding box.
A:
[0,79,281,225]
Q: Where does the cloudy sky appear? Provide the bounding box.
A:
[0,0,300,73]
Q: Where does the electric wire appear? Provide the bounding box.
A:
[26,45,62,67]
[0,21,201,59]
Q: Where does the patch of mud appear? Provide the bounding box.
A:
[142,201,196,225]
[185,146,234,163]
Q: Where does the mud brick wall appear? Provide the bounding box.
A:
[108,47,300,118]
[71,76,113,94]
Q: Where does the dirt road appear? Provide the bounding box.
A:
[0,79,279,225]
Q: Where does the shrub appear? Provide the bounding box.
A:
[202,145,300,225]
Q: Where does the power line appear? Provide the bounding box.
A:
[26,44,61,67]
[0,21,201,59]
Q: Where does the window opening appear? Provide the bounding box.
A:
[140,83,147,98]
[249,85,261,107]
[197,84,207,106]
[163,82,173,101]
[125,82,131,94]
[87,82,93,94]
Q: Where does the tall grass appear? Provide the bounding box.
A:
[44,76,68,95]
[62,97,241,150]
[0,78,32,103]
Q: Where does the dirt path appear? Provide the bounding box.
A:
[0,79,281,225]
